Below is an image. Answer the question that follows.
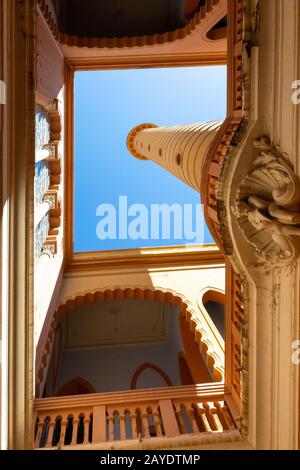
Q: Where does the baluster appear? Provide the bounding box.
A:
[71,417,79,445]
[34,419,45,448]
[202,402,218,431]
[108,412,115,441]
[221,403,236,430]
[141,408,150,439]
[59,418,68,447]
[187,404,200,434]
[84,416,90,444]
[153,409,163,437]
[175,405,188,434]
[130,411,138,439]
[196,404,211,432]
[211,404,223,431]
[46,419,55,447]
[119,411,127,441]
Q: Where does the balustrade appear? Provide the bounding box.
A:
[34,384,235,449]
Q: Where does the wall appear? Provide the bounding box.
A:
[51,304,185,394]
[34,11,65,357]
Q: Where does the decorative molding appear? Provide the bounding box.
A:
[239,274,249,439]
[224,263,245,429]
[232,137,300,266]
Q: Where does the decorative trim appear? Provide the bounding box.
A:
[232,137,300,266]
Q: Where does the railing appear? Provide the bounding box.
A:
[34,383,236,449]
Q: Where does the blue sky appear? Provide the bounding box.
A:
[74,66,226,252]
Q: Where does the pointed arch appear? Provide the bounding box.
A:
[130,363,173,390]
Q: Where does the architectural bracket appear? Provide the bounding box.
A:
[232,136,300,266]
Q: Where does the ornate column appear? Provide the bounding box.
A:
[127,121,222,192]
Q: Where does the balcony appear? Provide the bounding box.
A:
[34,383,239,450]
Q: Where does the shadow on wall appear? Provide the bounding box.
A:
[56,377,96,396]
[202,289,225,339]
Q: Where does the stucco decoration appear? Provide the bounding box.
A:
[232,136,300,265]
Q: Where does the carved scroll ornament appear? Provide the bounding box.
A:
[232,137,300,265]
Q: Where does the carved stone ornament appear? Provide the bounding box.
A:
[232,136,300,265]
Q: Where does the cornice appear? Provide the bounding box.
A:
[66,244,225,273]
[65,51,227,71]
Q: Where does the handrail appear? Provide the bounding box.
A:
[34,382,225,411]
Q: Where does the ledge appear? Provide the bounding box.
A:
[36,430,246,451]
[66,244,225,274]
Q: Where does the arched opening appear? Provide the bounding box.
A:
[56,377,96,396]
[39,288,223,398]
[178,352,195,386]
[202,289,225,339]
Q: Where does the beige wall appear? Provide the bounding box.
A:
[34,11,65,350]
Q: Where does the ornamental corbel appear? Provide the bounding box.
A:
[232,136,300,265]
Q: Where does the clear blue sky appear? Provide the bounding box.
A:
[74,66,226,252]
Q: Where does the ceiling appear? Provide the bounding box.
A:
[62,299,170,349]
[57,0,201,38]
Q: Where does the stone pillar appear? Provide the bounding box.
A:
[126,121,222,192]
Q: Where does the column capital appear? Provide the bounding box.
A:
[126,123,157,160]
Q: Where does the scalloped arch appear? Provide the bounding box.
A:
[37,286,224,397]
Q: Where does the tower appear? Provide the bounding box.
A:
[127,121,222,192]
